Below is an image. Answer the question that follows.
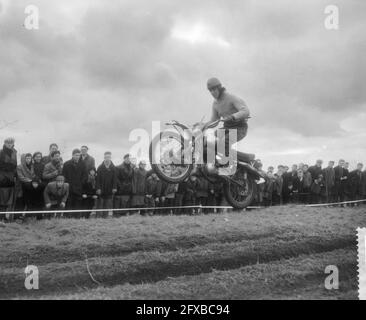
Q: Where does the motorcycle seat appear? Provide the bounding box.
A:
[237,151,256,163]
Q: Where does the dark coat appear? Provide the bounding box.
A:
[185,179,199,201]
[81,154,96,172]
[146,176,162,197]
[83,175,97,197]
[33,161,45,185]
[273,174,283,196]
[308,165,322,181]
[132,168,147,195]
[362,171,366,196]
[96,162,117,197]
[310,180,325,195]
[282,172,292,196]
[62,159,88,196]
[293,177,306,193]
[17,155,37,185]
[196,176,209,198]
[303,171,312,190]
[115,163,134,195]
[322,167,335,195]
[334,166,349,188]
[0,145,17,187]
[346,170,363,197]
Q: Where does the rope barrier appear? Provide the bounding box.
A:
[304,198,366,207]
[0,205,248,216]
[0,200,364,216]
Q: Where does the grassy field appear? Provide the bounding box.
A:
[0,205,364,300]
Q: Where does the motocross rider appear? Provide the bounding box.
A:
[205,77,250,165]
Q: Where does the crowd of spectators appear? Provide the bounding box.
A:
[1,137,365,221]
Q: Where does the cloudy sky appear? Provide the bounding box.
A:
[0,0,365,169]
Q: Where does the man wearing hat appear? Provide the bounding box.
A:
[0,138,17,215]
[206,77,250,155]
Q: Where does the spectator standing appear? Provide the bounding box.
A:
[264,170,275,206]
[131,160,148,214]
[302,164,312,201]
[82,168,98,218]
[114,154,134,216]
[0,138,17,215]
[184,174,199,214]
[174,180,187,215]
[334,159,348,203]
[310,174,325,204]
[346,163,364,205]
[160,181,178,215]
[273,166,284,205]
[17,153,42,214]
[323,161,335,203]
[309,160,323,182]
[96,152,117,218]
[62,149,88,218]
[80,146,96,173]
[362,170,366,200]
[145,172,161,216]
[32,152,46,211]
[196,173,209,213]
[292,169,306,203]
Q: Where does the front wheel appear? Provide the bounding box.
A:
[223,170,255,209]
[149,131,193,184]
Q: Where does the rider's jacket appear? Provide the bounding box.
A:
[211,91,250,129]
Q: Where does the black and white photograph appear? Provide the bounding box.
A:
[0,0,365,305]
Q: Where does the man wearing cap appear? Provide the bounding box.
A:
[206,77,250,157]
[0,138,17,214]
[44,175,69,218]
[62,149,88,217]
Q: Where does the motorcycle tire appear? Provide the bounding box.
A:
[223,174,255,209]
[149,131,193,184]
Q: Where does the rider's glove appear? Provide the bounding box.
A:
[222,115,235,123]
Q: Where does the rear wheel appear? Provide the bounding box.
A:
[149,131,193,184]
[223,169,255,209]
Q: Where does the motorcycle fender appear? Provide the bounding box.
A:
[238,161,264,180]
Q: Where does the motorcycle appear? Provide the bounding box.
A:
[149,119,265,209]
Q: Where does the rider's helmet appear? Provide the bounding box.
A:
[207,77,222,90]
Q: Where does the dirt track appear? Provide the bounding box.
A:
[0,205,364,299]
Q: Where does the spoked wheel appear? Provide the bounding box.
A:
[149,131,193,183]
[223,169,255,209]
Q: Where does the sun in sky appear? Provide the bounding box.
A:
[171,21,231,47]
